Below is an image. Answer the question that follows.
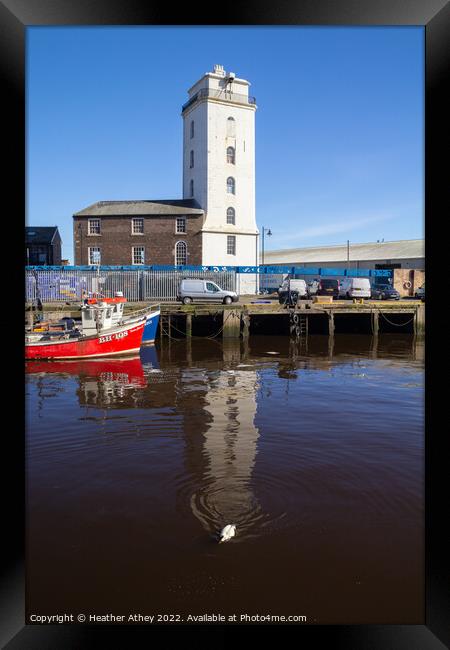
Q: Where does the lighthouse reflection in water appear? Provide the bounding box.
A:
[26,336,424,623]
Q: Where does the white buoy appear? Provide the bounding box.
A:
[219,524,236,543]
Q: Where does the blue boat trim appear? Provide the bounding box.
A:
[141,310,160,345]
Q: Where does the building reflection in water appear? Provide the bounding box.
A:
[179,357,261,539]
[26,334,421,539]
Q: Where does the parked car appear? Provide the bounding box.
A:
[370,283,401,300]
[415,283,425,301]
[339,277,371,299]
[278,277,307,304]
[178,279,238,305]
[316,278,340,298]
[306,279,320,297]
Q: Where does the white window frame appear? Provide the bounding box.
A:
[226,177,235,194]
[176,217,186,234]
[226,146,235,164]
[227,235,236,256]
[88,218,101,235]
[175,241,188,266]
[132,217,144,235]
[88,246,101,265]
[226,207,235,225]
[132,246,145,265]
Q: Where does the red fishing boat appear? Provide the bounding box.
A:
[25,299,146,360]
[82,292,160,345]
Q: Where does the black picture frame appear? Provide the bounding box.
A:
[2,1,448,648]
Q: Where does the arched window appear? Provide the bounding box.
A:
[227,117,236,137]
[226,177,235,194]
[190,179,194,197]
[226,207,235,225]
[175,241,187,266]
[226,146,235,164]
[190,150,194,168]
[190,121,194,139]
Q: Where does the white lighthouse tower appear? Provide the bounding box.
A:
[182,64,259,294]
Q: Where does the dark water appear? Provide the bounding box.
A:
[26,335,424,624]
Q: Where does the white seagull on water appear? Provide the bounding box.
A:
[218,524,236,543]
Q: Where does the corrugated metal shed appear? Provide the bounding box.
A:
[74,199,204,217]
[263,239,424,264]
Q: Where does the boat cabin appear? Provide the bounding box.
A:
[82,292,127,333]
[81,302,116,335]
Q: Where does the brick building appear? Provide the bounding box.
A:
[73,199,204,266]
[25,226,62,265]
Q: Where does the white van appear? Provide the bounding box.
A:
[178,279,238,305]
[278,277,308,304]
[338,277,371,299]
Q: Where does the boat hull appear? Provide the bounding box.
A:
[142,310,160,345]
[25,321,145,360]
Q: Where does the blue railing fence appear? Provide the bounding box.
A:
[25,265,392,302]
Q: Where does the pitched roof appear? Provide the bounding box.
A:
[73,199,204,217]
[25,226,59,244]
[263,239,424,264]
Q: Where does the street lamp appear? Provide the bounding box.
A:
[261,227,272,266]
[261,227,272,293]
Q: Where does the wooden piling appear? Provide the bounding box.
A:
[185,313,192,338]
[414,304,425,335]
[222,309,241,338]
[372,311,379,336]
[242,310,250,339]
[328,312,335,337]
[186,335,192,365]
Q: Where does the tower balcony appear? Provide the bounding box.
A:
[182,88,256,113]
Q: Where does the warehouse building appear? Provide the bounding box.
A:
[262,239,424,270]
[262,239,425,296]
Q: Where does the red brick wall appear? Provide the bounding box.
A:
[73,214,203,265]
[393,268,425,297]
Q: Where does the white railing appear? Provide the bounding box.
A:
[25,268,237,303]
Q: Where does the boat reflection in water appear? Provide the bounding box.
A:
[25,346,160,408]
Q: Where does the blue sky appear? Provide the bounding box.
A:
[27,26,424,262]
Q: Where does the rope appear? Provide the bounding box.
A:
[159,311,235,341]
[376,309,416,327]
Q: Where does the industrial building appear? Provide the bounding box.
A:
[261,239,425,296]
[262,239,424,270]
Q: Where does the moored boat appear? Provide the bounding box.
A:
[25,300,146,360]
[83,293,160,345]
